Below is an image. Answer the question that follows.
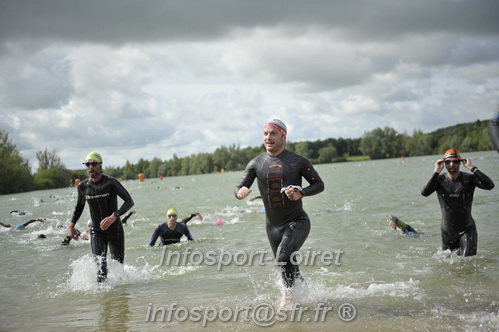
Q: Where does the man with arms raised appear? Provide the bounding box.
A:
[421,149,494,256]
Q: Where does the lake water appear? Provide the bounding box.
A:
[1,151,498,332]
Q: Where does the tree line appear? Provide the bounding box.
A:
[0,119,493,194]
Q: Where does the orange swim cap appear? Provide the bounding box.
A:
[443,148,460,160]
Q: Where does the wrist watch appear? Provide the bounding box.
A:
[113,211,120,218]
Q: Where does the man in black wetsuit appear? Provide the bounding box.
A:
[68,152,134,283]
[148,208,199,246]
[234,119,325,307]
[421,149,494,256]
[488,108,499,153]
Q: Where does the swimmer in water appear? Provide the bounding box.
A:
[389,216,418,236]
[421,149,494,256]
[121,211,136,224]
[61,220,91,246]
[234,119,325,309]
[10,210,27,216]
[15,218,46,230]
[148,208,200,246]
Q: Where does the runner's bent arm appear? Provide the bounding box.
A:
[299,158,324,197]
[111,178,135,218]
[234,158,258,199]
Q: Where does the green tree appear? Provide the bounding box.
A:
[180,156,191,176]
[34,168,71,189]
[166,154,181,176]
[34,148,71,190]
[213,146,230,172]
[317,144,337,163]
[405,129,433,156]
[293,142,312,158]
[122,161,136,180]
[147,157,163,178]
[0,130,33,194]
[36,148,64,170]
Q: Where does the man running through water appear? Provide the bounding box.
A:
[234,119,325,308]
[421,149,494,256]
[68,152,134,283]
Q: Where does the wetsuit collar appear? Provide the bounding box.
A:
[267,148,286,157]
[446,171,461,181]
[90,173,104,183]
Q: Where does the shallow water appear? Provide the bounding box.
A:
[0,151,498,331]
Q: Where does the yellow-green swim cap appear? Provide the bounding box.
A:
[85,151,102,163]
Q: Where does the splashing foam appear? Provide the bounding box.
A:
[59,255,157,294]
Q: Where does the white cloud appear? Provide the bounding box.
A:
[1,0,498,170]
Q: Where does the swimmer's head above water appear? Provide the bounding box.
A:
[85,151,102,164]
[265,119,287,139]
[443,148,461,160]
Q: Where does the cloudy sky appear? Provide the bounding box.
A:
[1,0,498,170]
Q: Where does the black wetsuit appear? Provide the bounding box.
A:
[149,222,193,246]
[234,149,324,288]
[15,219,41,230]
[421,170,494,256]
[71,175,134,282]
[488,110,499,153]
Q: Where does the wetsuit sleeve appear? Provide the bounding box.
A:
[394,218,407,230]
[234,158,258,197]
[70,184,87,224]
[149,226,161,246]
[395,218,415,233]
[299,158,325,197]
[488,110,499,153]
[472,170,495,190]
[121,211,134,224]
[183,224,194,241]
[22,219,38,227]
[405,224,417,233]
[181,214,197,224]
[112,178,135,217]
[421,172,440,197]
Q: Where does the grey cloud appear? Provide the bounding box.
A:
[1,0,498,170]
[0,49,72,109]
[2,0,498,45]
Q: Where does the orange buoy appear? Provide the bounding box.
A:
[138,173,145,182]
[74,178,81,187]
